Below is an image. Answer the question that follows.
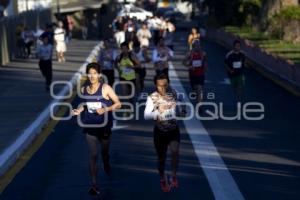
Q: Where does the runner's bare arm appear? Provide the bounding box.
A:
[188,34,193,45]
[167,49,174,60]
[224,55,233,74]
[103,84,122,112]
[132,54,141,68]
[72,87,85,115]
[144,96,159,120]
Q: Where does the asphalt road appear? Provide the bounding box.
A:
[1,31,300,200]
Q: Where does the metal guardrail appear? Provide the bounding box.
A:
[206,28,300,93]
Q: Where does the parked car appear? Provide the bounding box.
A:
[164,11,197,30]
[163,11,185,24]
[117,4,153,21]
[156,7,176,17]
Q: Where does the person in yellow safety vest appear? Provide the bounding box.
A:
[115,42,141,117]
[115,42,141,81]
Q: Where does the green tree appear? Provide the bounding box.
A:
[239,0,262,26]
[202,0,262,26]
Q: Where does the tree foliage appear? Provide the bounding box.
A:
[203,0,262,26]
[268,6,300,39]
[273,5,300,20]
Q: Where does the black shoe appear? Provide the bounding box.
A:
[88,184,100,196]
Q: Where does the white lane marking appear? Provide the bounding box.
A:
[112,120,129,131]
[219,78,231,85]
[0,43,101,176]
[169,62,245,200]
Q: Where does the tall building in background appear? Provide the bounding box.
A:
[17,0,52,13]
[3,0,51,16]
[0,0,10,17]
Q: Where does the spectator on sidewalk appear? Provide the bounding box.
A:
[36,35,53,92]
[81,16,88,40]
[90,13,99,39]
[66,15,74,42]
[15,23,26,58]
[54,21,67,62]
[22,26,35,58]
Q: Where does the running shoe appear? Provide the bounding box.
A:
[88,184,100,196]
[160,178,171,192]
[170,176,179,188]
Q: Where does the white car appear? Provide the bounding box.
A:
[117,5,153,21]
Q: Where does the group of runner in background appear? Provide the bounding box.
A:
[70,11,246,196]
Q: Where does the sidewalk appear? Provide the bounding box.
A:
[0,39,99,176]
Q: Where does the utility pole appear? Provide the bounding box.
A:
[56,0,60,19]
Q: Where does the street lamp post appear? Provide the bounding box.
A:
[56,0,60,19]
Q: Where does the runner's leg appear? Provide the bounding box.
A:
[169,140,180,178]
[195,85,203,103]
[39,60,46,78]
[45,60,52,87]
[99,137,111,174]
[86,134,99,184]
[154,128,168,179]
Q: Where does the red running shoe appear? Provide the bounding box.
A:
[160,178,171,192]
[170,176,179,188]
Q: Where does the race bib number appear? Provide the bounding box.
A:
[87,102,102,113]
[233,61,242,69]
[192,60,202,68]
[160,108,176,121]
[122,67,134,75]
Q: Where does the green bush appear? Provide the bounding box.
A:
[273,6,300,20]
[267,6,300,39]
